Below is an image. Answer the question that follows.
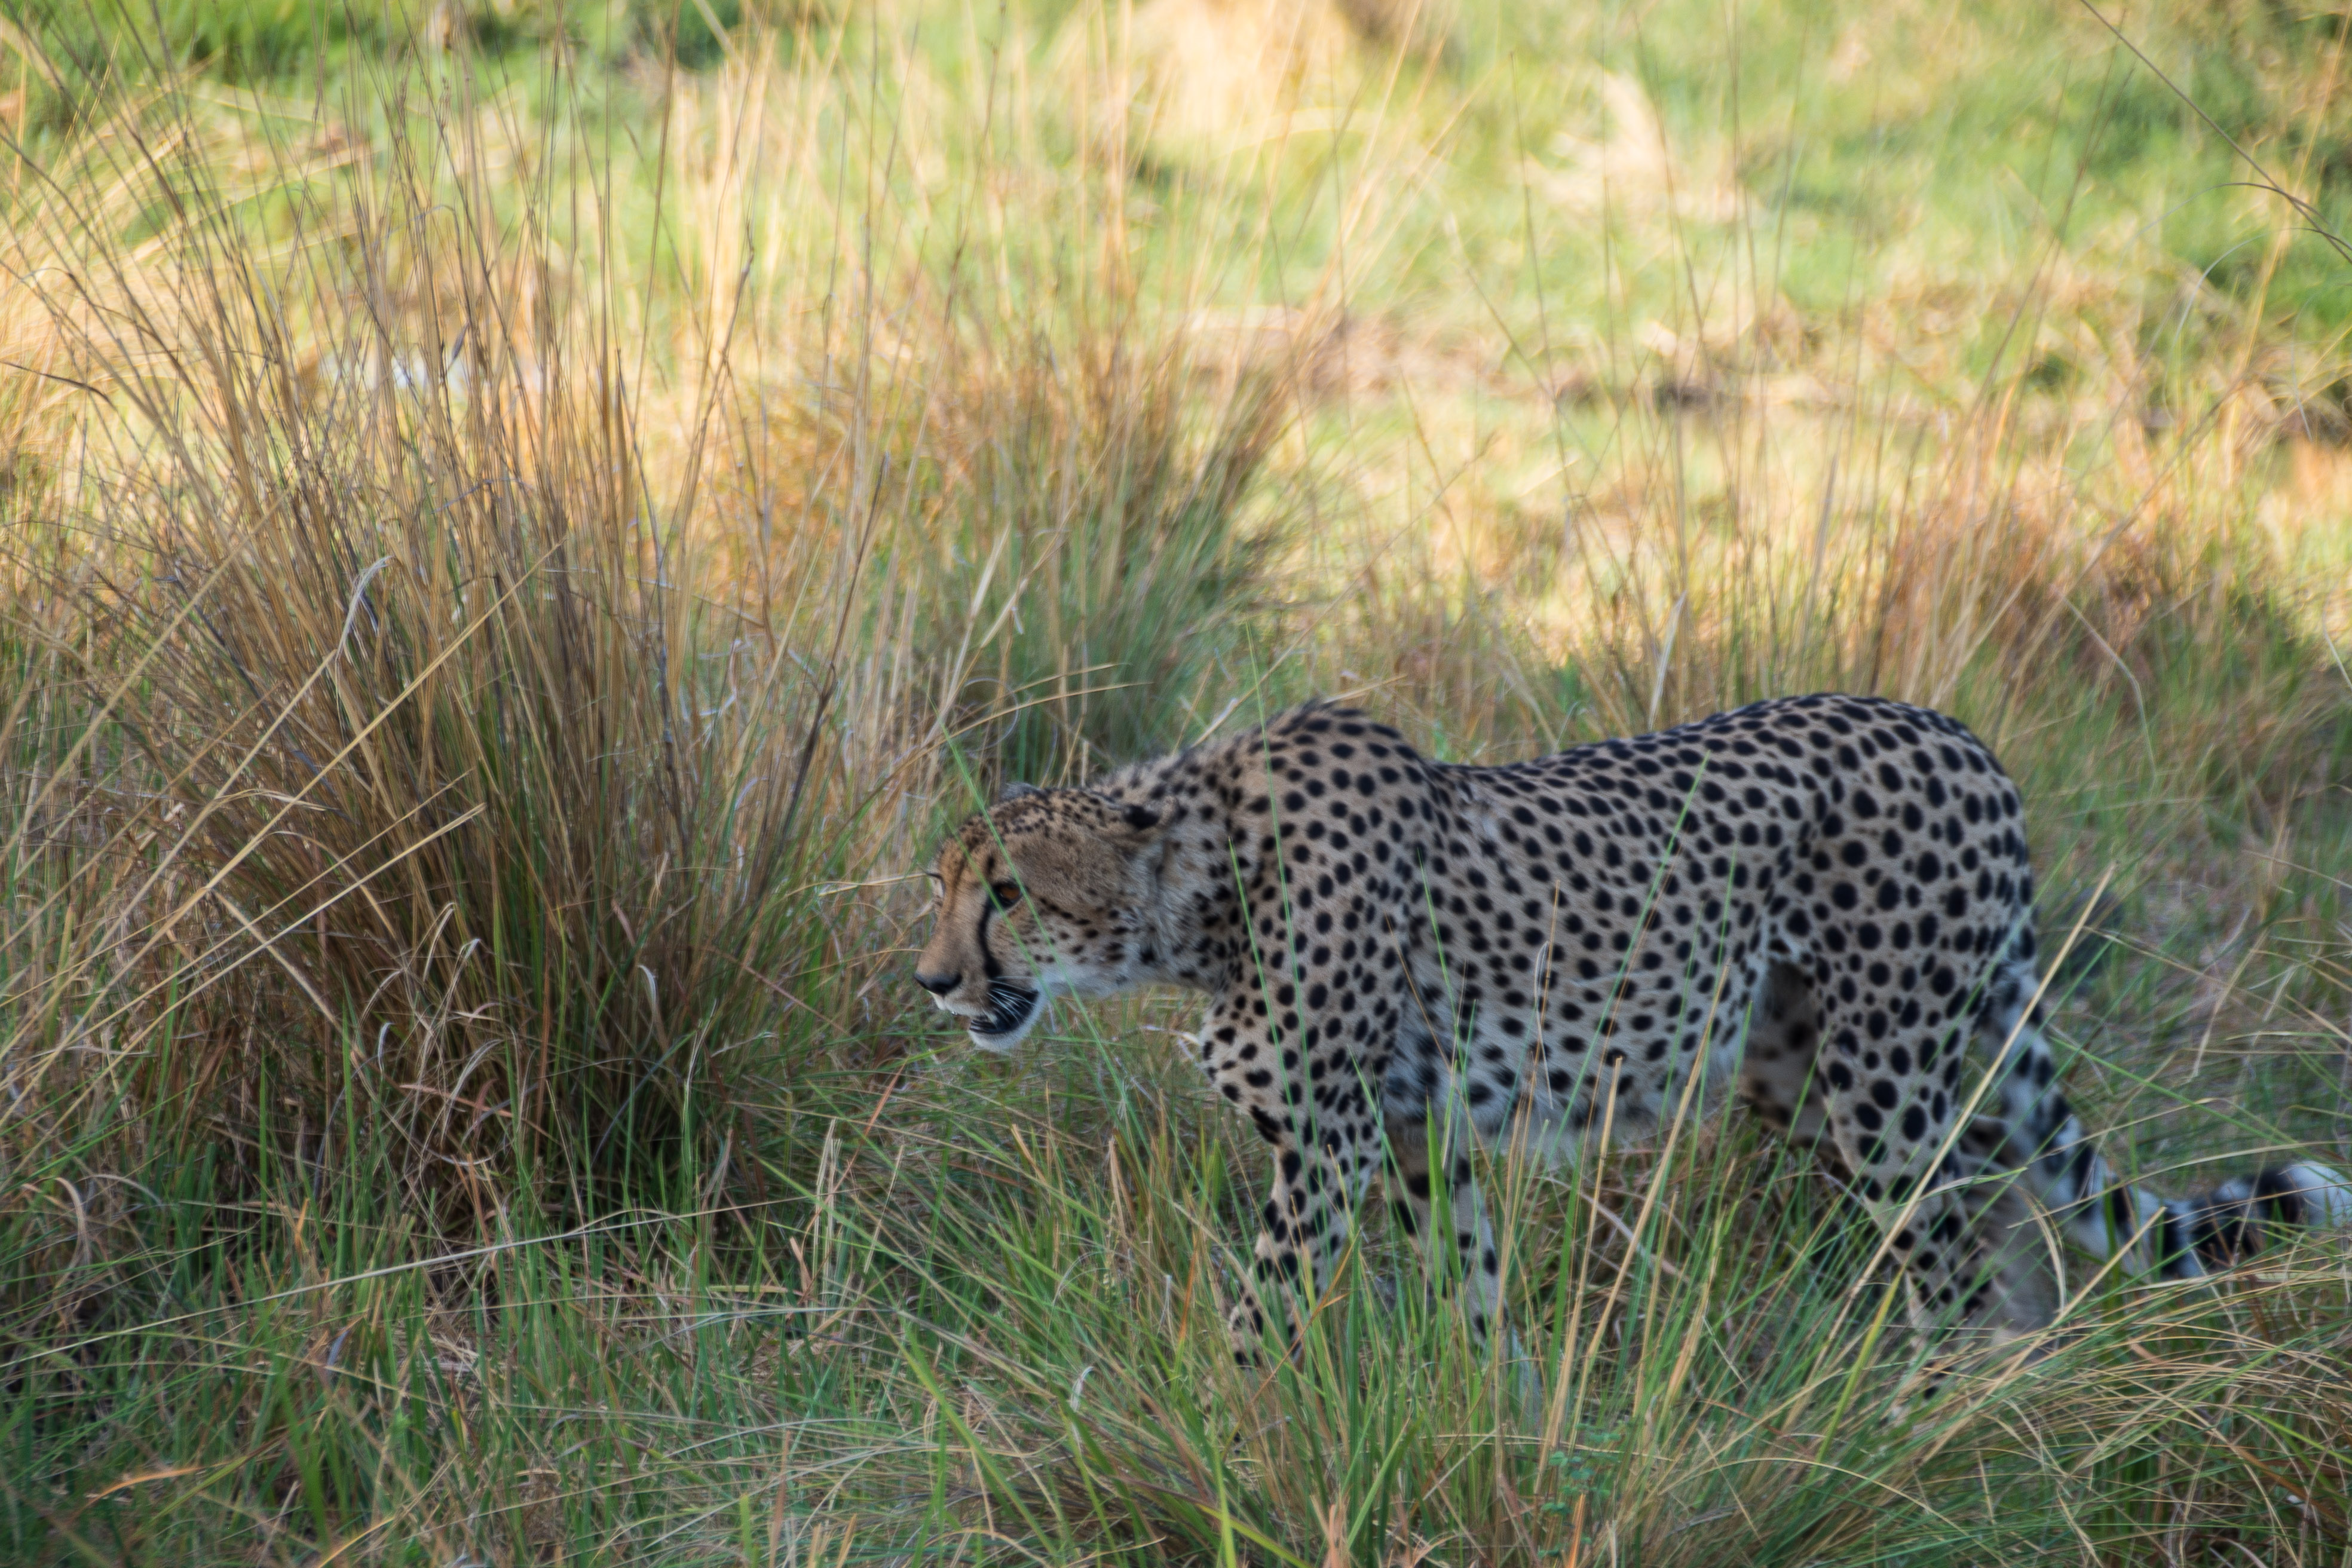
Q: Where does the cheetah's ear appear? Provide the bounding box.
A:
[1087,791,1164,839]
[996,780,1040,804]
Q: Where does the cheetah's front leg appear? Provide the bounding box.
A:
[1223,1129,1379,1361]
[1200,1006,1383,1361]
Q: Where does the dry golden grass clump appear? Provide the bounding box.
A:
[0,38,1319,1230]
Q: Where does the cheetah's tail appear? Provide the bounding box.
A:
[1984,955,2348,1282]
[2155,1163,2352,1278]
[2034,1128,2350,1282]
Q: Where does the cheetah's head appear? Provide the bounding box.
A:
[914,784,1168,1052]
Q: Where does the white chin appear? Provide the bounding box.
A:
[968,1010,1041,1055]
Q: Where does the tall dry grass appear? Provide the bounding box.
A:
[0,27,1316,1242]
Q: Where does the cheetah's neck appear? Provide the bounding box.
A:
[1092,744,1243,994]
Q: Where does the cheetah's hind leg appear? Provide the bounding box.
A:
[1737,960,2056,1342]
[1383,1110,1503,1340]
[1382,1110,1543,1405]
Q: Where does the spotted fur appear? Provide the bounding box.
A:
[914,696,2348,1355]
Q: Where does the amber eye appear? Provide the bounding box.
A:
[988,881,1024,909]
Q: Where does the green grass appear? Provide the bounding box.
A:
[14,1010,2351,1564]
[4,0,2352,1560]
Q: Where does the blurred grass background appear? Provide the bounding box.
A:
[3,0,2352,1561]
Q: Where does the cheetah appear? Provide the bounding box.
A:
[914,695,2348,1356]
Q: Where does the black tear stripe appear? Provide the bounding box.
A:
[976,900,1003,981]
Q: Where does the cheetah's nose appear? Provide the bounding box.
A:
[914,969,961,996]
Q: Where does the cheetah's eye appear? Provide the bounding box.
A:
[989,881,1024,909]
